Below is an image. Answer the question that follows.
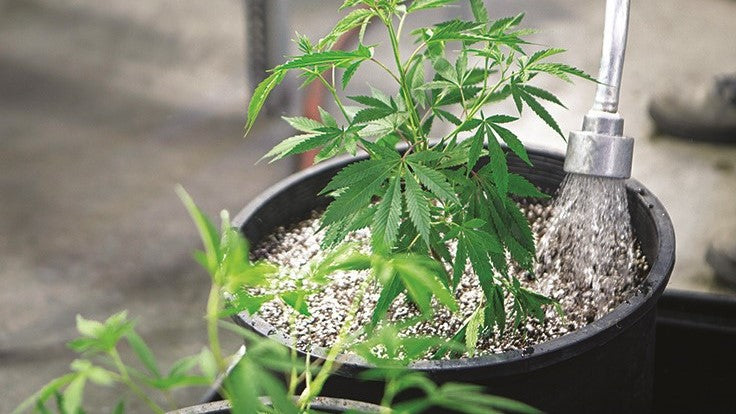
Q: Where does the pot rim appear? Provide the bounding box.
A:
[232,144,675,376]
[167,397,381,414]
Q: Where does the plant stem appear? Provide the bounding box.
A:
[297,276,372,408]
[315,71,351,122]
[384,16,424,146]
[432,70,510,151]
[109,348,165,414]
[285,302,300,396]
[379,380,396,414]
[370,57,402,84]
[206,283,225,371]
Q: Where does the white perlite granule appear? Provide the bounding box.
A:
[249,200,647,358]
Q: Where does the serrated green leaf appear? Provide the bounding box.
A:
[227,359,266,414]
[433,108,462,125]
[317,8,374,50]
[278,48,371,70]
[467,123,484,171]
[424,20,485,43]
[352,106,397,124]
[371,274,404,325]
[409,162,458,203]
[176,186,220,275]
[487,283,507,333]
[527,48,566,66]
[452,238,468,288]
[488,13,524,34]
[530,62,595,83]
[318,106,338,128]
[408,61,427,107]
[262,133,315,162]
[403,173,431,246]
[394,256,458,315]
[486,126,509,195]
[463,218,486,228]
[372,175,403,251]
[111,400,124,414]
[519,90,563,137]
[245,70,286,135]
[280,291,310,316]
[489,122,530,165]
[486,114,517,124]
[416,80,456,91]
[321,158,387,194]
[273,130,341,161]
[225,291,274,316]
[469,0,489,23]
[462,233,492,282]
[342,60,361,89]
[62,375,85,414]
[508,173,548,198]
[125,331,160,378]
[321,167,392,226]
[432,57,458,84]
[504,197,535,253]
[407,0,457,12]
[282,116,323,132]
[348,95,392,109]
[521,85,565,107]
[12,374,78,414]
[465,306,485,356]
[511,85,524,114]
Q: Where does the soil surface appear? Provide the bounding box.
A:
[249,200,648,357]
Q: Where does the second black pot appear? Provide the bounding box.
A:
[232,147,675,414]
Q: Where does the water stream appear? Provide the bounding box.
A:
[536,173,638,320]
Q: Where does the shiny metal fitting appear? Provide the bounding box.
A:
[564,131,634,179]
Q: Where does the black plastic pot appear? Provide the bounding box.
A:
[653,289,736,413]
[232,147,675,414]
[169,397,380,414]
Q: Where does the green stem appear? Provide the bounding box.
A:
[109,349,165,414]
[370,57,402,84]
[206,283,225,371]
[285,302,300,396]
[315,71,351,122]
[385,17,423,146]
[297,277,372,408]
[432,70,510,151]
[402,43,427,73]
[379,380,396,414]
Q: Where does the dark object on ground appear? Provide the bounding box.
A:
[653,289,736,413]
[706,231,736,287]
[649,74,736,143]
[231,148,675,414]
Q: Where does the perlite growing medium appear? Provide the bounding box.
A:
[249,199,648,357]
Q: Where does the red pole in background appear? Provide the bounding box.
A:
[297,17,365,170]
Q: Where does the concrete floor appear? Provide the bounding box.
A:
[1,0,735,411]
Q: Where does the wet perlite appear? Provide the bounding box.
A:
[249,198,647,358]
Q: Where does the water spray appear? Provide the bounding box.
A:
[538,0,638,320]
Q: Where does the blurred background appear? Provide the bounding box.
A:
[1,0,734,411]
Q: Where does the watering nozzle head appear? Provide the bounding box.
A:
[564,0,633,179]
[563,110,634,179]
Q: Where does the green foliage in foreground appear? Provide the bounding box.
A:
[15,191,540,414]
[248,0,590,344]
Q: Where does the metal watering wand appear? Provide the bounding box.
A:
[564,0,633,179]
[538,0,638,313]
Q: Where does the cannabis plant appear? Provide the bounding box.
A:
[15,190,539,414]
[246,0,591,342]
